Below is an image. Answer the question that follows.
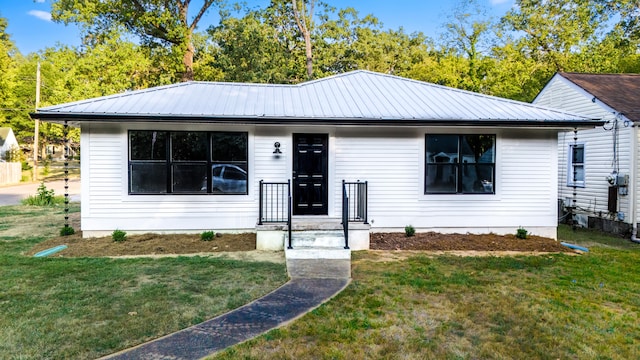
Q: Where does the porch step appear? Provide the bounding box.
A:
[285,247,351,259]
[287,230,346,248]
[285,230,350,260]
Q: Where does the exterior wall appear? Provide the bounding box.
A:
[534,76,634,225]
[334,127,558,238]
[81,122,560,239]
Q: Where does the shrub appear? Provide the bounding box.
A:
[60,225,75,236]
[516,227,528,239]
[201,231,215,241]
[21,182,64,206]
[405,225,416,237]
[112,230,127,242]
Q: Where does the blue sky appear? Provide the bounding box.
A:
[2,0,515,55]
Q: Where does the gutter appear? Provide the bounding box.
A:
[29,112,606,128]
[631,121,640,243]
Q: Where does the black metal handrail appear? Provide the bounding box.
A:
[259,180,292,248]
[342,180,350,250]
[343,180,368,224]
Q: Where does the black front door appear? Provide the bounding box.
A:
[293,133,328,215]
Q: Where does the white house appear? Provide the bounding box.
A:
[534,72,640,238]
[32,71,601,249]
[0,127,19,160]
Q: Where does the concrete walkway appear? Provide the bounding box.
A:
[103,260,350,360]
[0,179,81,206]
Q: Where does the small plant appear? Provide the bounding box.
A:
[60,225,75,236]
[112,229,127,242]
[21,182,64,206]
[405,225,416,237]
[201,231,215,241]
[516,227,528,239]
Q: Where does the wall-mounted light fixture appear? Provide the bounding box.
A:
[273,142,282,154]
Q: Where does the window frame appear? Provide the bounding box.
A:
[567,143,585,188]
[424,134,496,195]
[128,130,249,195]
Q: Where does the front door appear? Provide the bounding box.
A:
[293,133,328,215]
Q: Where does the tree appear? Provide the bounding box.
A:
[439,0,496,92]
[291,0,316,79]
[51,0,222,81]
[0,15,18,125]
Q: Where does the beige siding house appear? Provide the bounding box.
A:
[33,71,601,249]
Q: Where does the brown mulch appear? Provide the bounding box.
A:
[371,232,572,253]
[26,212,572,258]
[26,232,257,258]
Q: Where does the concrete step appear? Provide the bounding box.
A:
[285,247,351,260]
[287,230,346,248]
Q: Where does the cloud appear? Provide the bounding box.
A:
[28,10,52,22]
[489,0,510,4]
[35,0,46,3]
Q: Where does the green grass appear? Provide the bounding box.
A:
[0,205,288,359]
[211,227,640,360]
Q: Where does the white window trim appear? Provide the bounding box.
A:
[567,143,585,188]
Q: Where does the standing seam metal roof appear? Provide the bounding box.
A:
[34,70,601,126]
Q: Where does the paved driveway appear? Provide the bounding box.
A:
[0,179,81,206]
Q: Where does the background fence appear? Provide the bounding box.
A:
[0,162,21,185]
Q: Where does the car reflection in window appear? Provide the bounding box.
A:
[202,164,247,194]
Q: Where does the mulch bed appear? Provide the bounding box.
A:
[370,232,573,253]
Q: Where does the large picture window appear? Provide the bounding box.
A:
[567,144,585,187]
[425,134,496,194]
[129,131,248,195]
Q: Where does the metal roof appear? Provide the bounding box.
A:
[33,70,602,127]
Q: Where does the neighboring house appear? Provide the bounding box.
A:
[534,72,640,236]
[32,70,601,249]
[0,127,19,160]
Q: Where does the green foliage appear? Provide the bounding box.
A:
[21,182,64,206]
[59,225,75,236]
[111,229,127,242]
[404,225,416,237]
[201,231,215,241]
[516,227,528,239]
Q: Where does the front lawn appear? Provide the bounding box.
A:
[212,226,640,359]
[0,205,288,359]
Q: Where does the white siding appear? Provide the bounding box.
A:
[334,128,558,237]
[80,123,259,234]
[535,76,634,224]
[80,123,560,238]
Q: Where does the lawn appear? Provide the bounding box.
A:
[211,225,640,360]
[0,204,288,359]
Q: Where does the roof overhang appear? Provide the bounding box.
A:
[31,112,605,129]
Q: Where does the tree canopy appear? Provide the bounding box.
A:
[0,0,638,150]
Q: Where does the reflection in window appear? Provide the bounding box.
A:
[129,131,248,195]
[568,144,585,187]
[425,134,495,194]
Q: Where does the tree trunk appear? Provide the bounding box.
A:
[304,32,313,79]
[182,40,195,82]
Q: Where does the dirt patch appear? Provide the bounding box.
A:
[370,232,572,253]
[27,232,258,258]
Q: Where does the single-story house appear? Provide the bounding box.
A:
[32,70,602,250]
[0,127,19,160]
[534,72,640,238]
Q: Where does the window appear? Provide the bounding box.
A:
[425,134,496,194]
[129,131,248,194]
[567,144,585,187]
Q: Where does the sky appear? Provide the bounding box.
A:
[1,0,515,55]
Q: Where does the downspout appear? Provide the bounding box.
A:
[630,121,640,243]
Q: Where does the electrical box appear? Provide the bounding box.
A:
[617,174,629,187]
